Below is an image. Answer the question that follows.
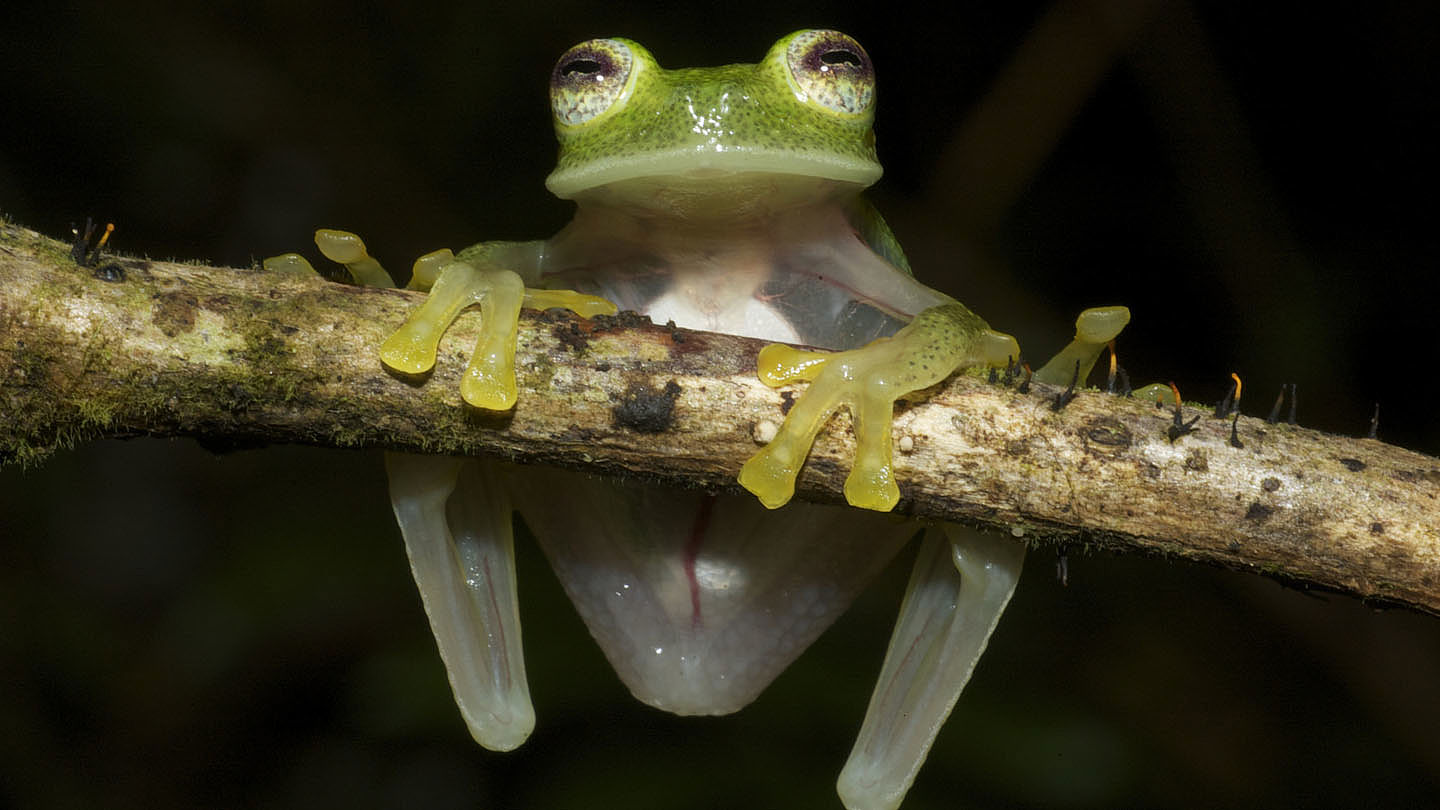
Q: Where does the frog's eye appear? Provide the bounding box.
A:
[784,30,875,116]
[550,38,636,126]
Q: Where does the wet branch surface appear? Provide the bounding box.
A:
[3,221,1438,615]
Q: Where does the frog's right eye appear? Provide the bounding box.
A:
[550,38,636,126]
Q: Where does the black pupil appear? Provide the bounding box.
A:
[820,49,861,67]
[562,58,604,77]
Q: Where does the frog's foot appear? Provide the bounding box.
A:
[1032,305,1130,386]
[386,454,534,751]
[378,253,528,409]
[738,304,1018,511]
[342,235,614,410]
[838,525,1024,810]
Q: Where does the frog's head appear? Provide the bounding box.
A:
[545,30,881,216]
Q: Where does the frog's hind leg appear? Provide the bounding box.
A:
[386,454,534,751]
[837,526,1024,810]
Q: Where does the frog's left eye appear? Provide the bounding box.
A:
[550,38,636,126]
[784,30,875,116]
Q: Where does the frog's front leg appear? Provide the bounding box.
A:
[304,230,615,410]
[738,302,1019,511]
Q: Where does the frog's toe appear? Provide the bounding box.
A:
[314,228,397,288]
[262,252,318,278]
[1074,305,1131,344]
[843,389,901,511]
[755,343,832,386]
[736,447,800,510]
[1033,305,1130,385]
[522,288,618,318]
[739,361,849,509]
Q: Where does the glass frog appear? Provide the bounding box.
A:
[277,29,1128,810]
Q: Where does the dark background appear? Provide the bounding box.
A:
[2,1,1437,808]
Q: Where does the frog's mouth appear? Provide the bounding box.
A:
[545,147,883,214]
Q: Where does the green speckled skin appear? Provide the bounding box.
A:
[546,32,881,198]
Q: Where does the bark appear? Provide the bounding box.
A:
[3,220,1438,615]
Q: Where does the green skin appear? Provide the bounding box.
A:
[289,30,1130,810]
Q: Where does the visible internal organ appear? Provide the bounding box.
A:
[507,465,919,714]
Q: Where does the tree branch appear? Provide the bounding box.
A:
[4,220,1438,615]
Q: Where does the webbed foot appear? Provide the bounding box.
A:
[738,304,1018,511]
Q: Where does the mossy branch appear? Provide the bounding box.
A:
[3,221,1438,615]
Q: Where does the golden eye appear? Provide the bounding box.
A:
[785,30,875,115]
[549,38,635,126]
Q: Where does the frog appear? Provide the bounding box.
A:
[273,30,1128,810]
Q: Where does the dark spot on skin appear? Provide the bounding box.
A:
[1244,502,1274,522]
[779,390,796,416]
[1261,477,1281,492]
[1370,522,1385,534]
[613,380,682,433]
[1339,457,1366,472]
[1184,449,1209,472]
[151,291,198,337]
